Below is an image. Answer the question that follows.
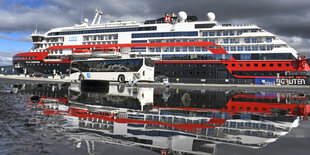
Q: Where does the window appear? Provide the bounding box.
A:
[232,64,236,67]
[209,32,215,36]
[254,64,258,67]
[278,63,282,67]
[237,46,243,51]
[150,48,155,52]
[252,38,257,43]
[239,64,243,67]
[252,46,258,51]
[132,31,198,38]
[195,24,216,28]
[241,54,251,60]
[202,32,208,36]
[230,46,236,51]
[245,46,251,51]
[223,31,228,36]
[195,47,201,51]
[217,31,221,36]
[267,45,273,50]
[247,64,250,67]
[155,47,161,52]
[270,63,274,67]
[262,63,266,67]
[132,40,147,43]
[237,31,243,35]
[266,37,272,43]
[175,47,180,52]
[223,39,229,44]
[48,26,157,36]
[286,63,290,67]
[209,39,215,43]
[189,47,194,52]
[230,38,236,43]
[229,31,234,36]
[182,47,188,52]
[260,46,266,51]
[244,38,251,43]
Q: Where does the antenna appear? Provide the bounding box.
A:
[80,4,84,24]
[35,23,38,34]
[91,8,103,25]
[97,10,103,24]
[91,8,99,25]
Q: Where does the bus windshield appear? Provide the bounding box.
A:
[145,58,154,67]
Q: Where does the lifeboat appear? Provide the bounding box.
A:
[72,49,92,57]
[92,47,121,58]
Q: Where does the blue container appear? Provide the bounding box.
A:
[255,78,276,85]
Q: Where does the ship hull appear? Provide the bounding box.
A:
[154,61,310,84]
[13,59,71,75]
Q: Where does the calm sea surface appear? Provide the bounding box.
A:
[0,82,310,155]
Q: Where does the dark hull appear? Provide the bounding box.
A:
[13,60,310,85]
[155,62,310,84]
[13,60,70,75]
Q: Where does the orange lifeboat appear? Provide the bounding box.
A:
[92,47,121,58]
[72,49,92,57]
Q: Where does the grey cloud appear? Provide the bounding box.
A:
[0,33,31,42]
[1,0,310,55]
[279,36,310,57]
[0,33,13,40]
[0,51,16,66]
[1,0,309,38]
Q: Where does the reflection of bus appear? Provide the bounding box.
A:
[70,58,155,83]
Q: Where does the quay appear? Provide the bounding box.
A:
[1,74,310,93]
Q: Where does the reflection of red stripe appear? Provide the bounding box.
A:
[233,75,307,79]
[155,61,220,64]
[43,110,226,132]
[153,98,310,120]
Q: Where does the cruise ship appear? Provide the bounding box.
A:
[12,9,310,84]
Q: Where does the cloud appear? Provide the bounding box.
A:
[278,35,310,57]
[0,51,16,66]
[0,33,31,42]
[0,0,309,39]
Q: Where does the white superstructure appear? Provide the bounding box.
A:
[29,9,298,61]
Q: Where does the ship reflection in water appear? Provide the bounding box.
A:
[19,83,310,155]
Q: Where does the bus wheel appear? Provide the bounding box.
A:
[118,75,125,83]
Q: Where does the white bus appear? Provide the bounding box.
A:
[70,58,154,83]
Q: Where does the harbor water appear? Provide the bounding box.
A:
[0,80,310,155]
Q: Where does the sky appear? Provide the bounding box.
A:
[1,0,310,65]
